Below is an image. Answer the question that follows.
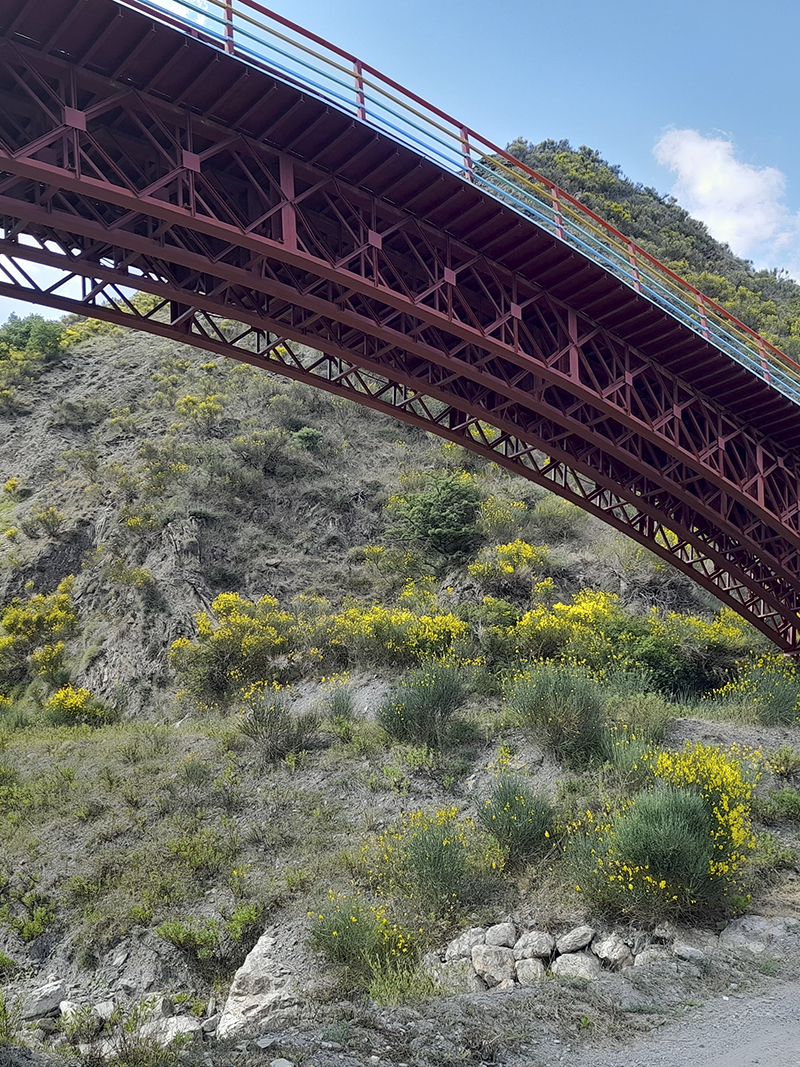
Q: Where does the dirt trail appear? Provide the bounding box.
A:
[571,978,800,1067]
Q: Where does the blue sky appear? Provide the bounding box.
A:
[3,0,799,323]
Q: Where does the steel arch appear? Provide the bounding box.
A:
[0,0,799,649]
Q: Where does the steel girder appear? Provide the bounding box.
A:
[0,35,799,648]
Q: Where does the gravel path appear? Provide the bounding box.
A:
[570,978,800,1067]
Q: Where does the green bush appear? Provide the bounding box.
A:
[756,787,800,823]
[711,657,800,726]
[157,917,220,960]
[237,688,319,764]
[476,775,553,865]
[377,663,467,750]
[363,807,500,918]
[598,723,654,787]
[157,903,263,973]
[388,470,481,559]
[531,496,587,541]
[571,743,758,918]
[507,660,605,768]
[309,893,416,986]
[614,786,714,889]
[406,817,468,908]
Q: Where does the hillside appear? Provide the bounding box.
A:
[0,142,800,1067]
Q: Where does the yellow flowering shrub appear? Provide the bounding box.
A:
[169,591,313,701]
[468,540,550,598]
[570,742,760,917]
[509,590,630,665]
[308,890,420,993]
[0,576,77,685]
[652,742,759,878]
[477,495,528,541]
[326,604,468,665]
[708,653,800,725]
[362,807,503,916]
[44,684,115,726]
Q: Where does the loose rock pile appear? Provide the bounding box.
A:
[421,914,800,995]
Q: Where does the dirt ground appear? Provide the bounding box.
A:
[569,978,800,1067]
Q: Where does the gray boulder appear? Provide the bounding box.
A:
[217,931,301,1038]
[22,979,67,1020]
[551,951,600,980]
[719,915,800,955]
[555,925,595,954]
[514,930,555,959]
[471,944,516,987]
[444,927,486,961]
[592,932,632,968]
[515,957,546,985]
[485,922,516,948]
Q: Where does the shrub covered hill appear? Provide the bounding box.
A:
[1,141,800,1064]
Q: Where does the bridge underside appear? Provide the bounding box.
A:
[1,0,800,650]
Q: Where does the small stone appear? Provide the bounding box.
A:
[143,1016,202,1046]
[485,922,516,948]
[555,925,595,954]
[201,1014,220,1033]
[495,978,516,991]
[270,1059,294,1067]
[94,1000,116,1022]
[551,951,601,981]
[678,962,702,979]
[673,941,705,961]
[444,927,486,961]
[472,945,516,987]
[514,930,555,959]
[151,995,174,1019]
[59,1000,81,1020]
[516,958,546,985]
[256,1036,277,1049]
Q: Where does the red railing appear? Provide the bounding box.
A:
[120,0,800,405]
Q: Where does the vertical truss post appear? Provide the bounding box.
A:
[354,60,366,121]
[279,155,297,251]
[696,294,711,341]
[459,126,474,182]
[552,186,565,241]
[224,1,234,54]
[627,241,642,293]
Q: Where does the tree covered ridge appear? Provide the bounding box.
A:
[507,139,800,359]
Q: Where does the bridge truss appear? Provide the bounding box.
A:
[1,0,800,650]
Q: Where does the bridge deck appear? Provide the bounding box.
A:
[2,0,799,453]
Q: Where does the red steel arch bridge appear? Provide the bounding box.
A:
[1,0,800,650]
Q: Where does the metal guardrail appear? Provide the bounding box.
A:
[119,0,800,407]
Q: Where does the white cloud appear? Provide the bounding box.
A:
[654,128,800,278]
[149,1,207,26]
